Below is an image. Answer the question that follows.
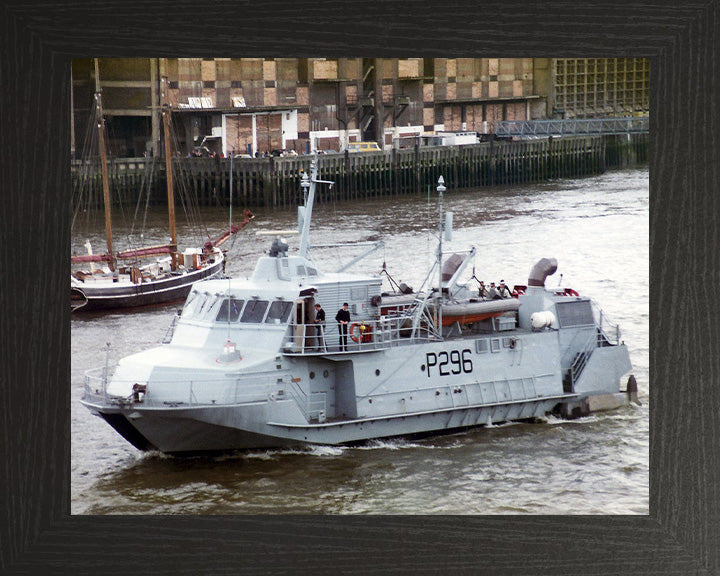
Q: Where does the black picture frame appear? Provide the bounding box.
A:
[1,0,716,574]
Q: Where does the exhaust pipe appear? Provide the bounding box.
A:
[528,257,558,287]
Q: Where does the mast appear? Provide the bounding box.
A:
[298,154,333,260]
[298,160,315,259]
[161,75,178,269]
[436,175,446,333]
[94,59,115,272]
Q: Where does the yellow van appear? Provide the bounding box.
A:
[347,141,381,152]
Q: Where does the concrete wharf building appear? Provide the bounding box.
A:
[71,58,649,159]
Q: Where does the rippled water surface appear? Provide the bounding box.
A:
[72,168,649,515]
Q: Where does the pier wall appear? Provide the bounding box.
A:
[72,133,648,209]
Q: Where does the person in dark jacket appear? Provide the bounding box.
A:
[335,303,351,351]
[313,303,326,350]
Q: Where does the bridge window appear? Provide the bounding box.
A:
[265,300,293,324]
[240,299,269,323]
[216,298,245,322]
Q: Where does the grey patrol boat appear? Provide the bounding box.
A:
[81,159,637,454]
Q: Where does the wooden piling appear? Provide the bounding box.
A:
[73,133,646,210]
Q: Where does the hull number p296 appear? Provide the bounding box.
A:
[424,349,473,377]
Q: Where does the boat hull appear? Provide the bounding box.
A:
[71,256,223,312]
[81,338,633,454]
[83,396,565,454]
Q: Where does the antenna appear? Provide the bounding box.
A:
[229,149,234,257]
[227,150,234,340]
[436,176,446,334]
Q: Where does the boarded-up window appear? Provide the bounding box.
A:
[256,113,283,153]
[225,114,254,154]
[313,59,338,80]
[399,59,420,78]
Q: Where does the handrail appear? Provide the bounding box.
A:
[560,327,592,369]
[569,330,598,384]
[83,367,283,408]
[84,364,330,425]
[496,117,649,137]
[162,313,180,344]
[285,378,327,422]
[282,314,434,355]
[591,299,621,345]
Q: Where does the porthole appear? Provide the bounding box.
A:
[375,369,380,376]
[323,370,329,378]
[309,371,315,379]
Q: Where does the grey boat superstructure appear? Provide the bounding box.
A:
[81,161,636,454]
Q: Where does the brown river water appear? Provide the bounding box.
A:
[71,167,649,514]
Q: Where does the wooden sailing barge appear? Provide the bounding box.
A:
[71,62,252,312]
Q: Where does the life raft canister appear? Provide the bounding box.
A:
[350,322,373,343]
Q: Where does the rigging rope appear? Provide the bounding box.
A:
[71,96,104,255]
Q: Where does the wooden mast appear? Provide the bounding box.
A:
[161,75,178,270]
[94,58,115,271]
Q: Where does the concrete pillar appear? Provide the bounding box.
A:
[533,58,554,118]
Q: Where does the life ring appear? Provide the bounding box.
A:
[350,322,373,343]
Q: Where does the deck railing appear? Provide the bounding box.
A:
[282,314,436,355]
[591,300,621,345]
[285,378,327,422]
[561,308,623,389]
[83,366,330,424]
[83,367,281,408]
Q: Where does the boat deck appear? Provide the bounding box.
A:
[281,314,528,356]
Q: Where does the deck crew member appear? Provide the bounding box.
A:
[478,280,488,299]
[497,280,512,299]
[335,303,351,351]
[313,303,326,350]
[486,282,499,300]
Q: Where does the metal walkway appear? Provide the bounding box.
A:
[496,117,649,137]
